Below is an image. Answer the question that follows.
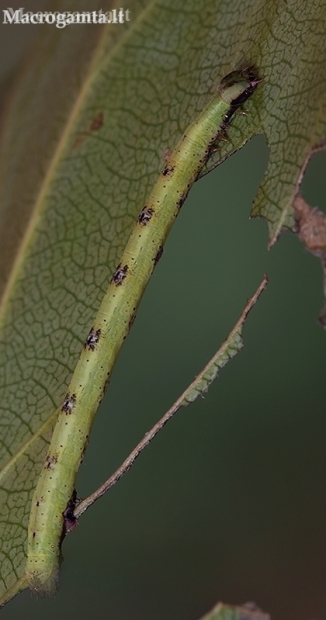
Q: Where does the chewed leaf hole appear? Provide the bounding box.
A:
[301,149,326,214]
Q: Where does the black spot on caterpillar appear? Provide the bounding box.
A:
[128,312,137,330]
[153,246,163,266]
[85,327,101,351]
[138,206,154,225]
[45,454,58,470]
[111,264,128,285]
[61,393,76,415]
[62,490,78,534]
[162,164,175,176]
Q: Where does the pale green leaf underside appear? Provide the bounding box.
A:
[182,329,244,404]
[0,0,324,603]
[198,602,270,620]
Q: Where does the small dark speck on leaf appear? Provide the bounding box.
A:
[90,112,104,132]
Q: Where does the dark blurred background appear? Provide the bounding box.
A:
[1,4,326,620]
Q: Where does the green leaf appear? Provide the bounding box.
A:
[198,601,270,620]
[250,0,326,246]
[201,0,326,245]
[0,0,324,606]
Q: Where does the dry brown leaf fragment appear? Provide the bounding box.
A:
[294,194,326,254]
[293,194,326,327]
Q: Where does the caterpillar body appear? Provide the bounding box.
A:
[26,68,261,595]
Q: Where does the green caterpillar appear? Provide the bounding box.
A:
[26,67,261,595]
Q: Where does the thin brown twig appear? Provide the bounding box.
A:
[74,275,268,519]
